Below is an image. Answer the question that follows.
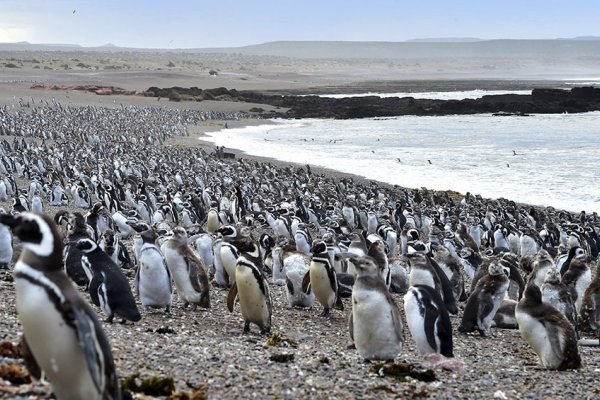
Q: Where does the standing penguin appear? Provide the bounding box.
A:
[404,284,453,357]
[163,227,211,310]
[135,229,173,313]
[458,262,509,336]
[541,266,577,332]
[302,239,344,318]
[562,257,592,314]
[0,212,121,399]
[516,284,581,370]
[349,256,403,361]
[0,208,13,269]
[227,250,272,334]
[76,238,141,323]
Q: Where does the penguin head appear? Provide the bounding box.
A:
[310,239,327,255]
[172,226,188,243]
[0,212,62,262]
[76,238,98,253]
[351,256,379,277]
[543,266,561,285]
[488,262,507,277]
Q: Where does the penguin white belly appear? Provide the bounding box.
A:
[310,264,335,308]
[575,271,592,313]
[479,292,505,331]
[139,251,172,307]
[165,249,200,304]
[236,266,269,325]
[220,246,238,285]
[0,226,13,264]
[409,269,435,290]
[516,310,562,368]
[15,273,98,399]
[404,290,436,355]
[542,288,564,315]
[352,288,402,360]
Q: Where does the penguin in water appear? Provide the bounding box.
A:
[135,229,173,313]
[302,239,344,318]
[0,212,122,399]
[348,256,403,361]
[516,284,581,370]
[227,248,272,334]
[458,261,509,336]
[404,284,453,358]
[76,238,141,323]
[163,226,211,310]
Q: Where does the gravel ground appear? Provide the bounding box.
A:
[1,198,600,400]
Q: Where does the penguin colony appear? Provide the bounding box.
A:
[0,100,600,398]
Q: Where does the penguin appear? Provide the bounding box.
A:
[0,212,121,399]
[348,256,403,361]
[516,284,581,370]
[408,252,458,315]
[135,229,173,313]
[0,208,13,269]
[227,251,272,334]
[76,238,141,323]
[63,212,92,287]
[562,257,592,314]
[541,266,577,331]
[527,249,554,288]
[458,261,509,336]
[404,284,453,358]
[580,262,600,341]
[163,227,211,310]
[206,207,220,234]
[491,299,519,329]
[302,239,344,318]
[271,246,315,308]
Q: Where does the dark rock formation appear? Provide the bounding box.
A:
[138,85,600,119]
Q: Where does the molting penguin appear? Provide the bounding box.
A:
[163,227,211,310]
[0,212,121,399]
[458,261,509,336]
[135,229,173,313]
[76,238,141,323]
[562,257,592,314]
[349,256,403,361]
[63,212,92,286]
[404,284,453,357]
[516,284,581,370]
[541,266,577,332]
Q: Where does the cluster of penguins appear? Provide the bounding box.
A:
[1,99,600,398]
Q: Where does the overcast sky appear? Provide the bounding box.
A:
[1,0,599,48]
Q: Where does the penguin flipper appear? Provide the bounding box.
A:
[348,312,354,342]
[20,336,42,380]
[227,282,238,312]
[71,304,119,396]
[301,270,311,293]
[134,265,140,297]
[185,254,211,308]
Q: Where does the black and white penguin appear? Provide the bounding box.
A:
[348,256,403,361]
[163,227,211,310]
[458,261,509,336]
[516,284,581,370]
[408,252,458,315]
[0,212,121,398]
[135,229,172,313]
[227,251,272,334]
[76,238,141,323]
[404,284,453,357]
[0,208,13,269]
[303,239,344,318]
[580,262,600,340]
[63,212,93,287]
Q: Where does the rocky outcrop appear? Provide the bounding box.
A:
[30,84,137,96]
[142,86,600,119]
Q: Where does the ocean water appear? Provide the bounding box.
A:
[203,112,600,213]
[314,89,531,100]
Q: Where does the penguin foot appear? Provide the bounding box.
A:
[243,321,251,334]
[104,315,114,323]
[320,308,332,319]
[164,305,171,314]
[346,343,356,350]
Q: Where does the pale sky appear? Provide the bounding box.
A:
[1,0,599,48]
